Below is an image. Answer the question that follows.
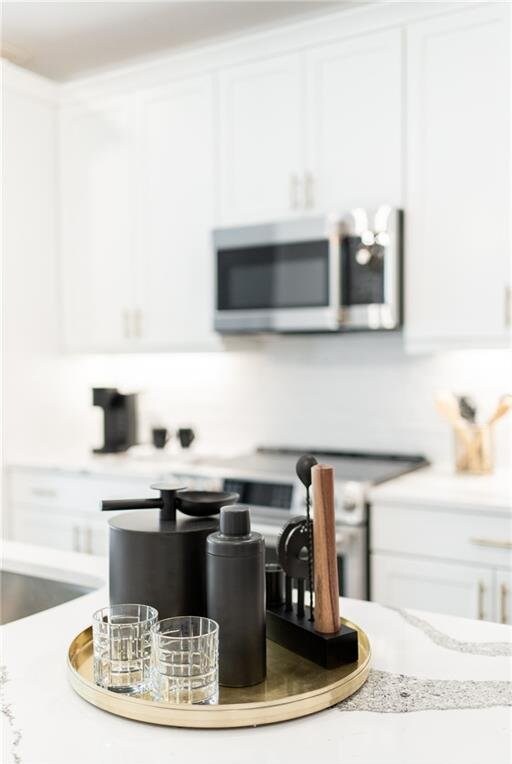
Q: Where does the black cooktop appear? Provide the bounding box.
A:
[258,446,428,484]
[203,446,428,486]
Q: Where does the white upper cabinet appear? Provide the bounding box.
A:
[57,3,510,353]
[305,29,402,212]
[405,4,511,352]
[60,98,137,351]
[218,54,304,224]
[60,84,220,352]
[218,33,402,224]
[135,76,220,350]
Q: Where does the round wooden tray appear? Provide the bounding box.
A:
[67,618,370,728]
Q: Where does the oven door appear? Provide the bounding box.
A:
[256,522,367,601]
[214,217,340,333]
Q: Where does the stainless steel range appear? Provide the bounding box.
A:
[172,447,428,602]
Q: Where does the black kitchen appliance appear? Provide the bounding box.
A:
[102,484,238,619]
[93,387,138,454]
[213,206,402,334]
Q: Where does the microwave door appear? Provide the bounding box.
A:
[214,229,339,333]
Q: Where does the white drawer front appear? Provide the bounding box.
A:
[8,469,151,514]
[371,504,512,569]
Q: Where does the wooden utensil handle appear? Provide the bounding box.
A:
[312,464,340,634]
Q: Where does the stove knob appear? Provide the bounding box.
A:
[343,499,357,513]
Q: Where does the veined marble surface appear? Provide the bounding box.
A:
[1,542,511,764]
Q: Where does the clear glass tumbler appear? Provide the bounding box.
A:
[93,604,158,695]
[151,616,219,705]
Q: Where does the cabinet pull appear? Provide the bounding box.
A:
[31,487,56,499]
[122,309,131,339]
[133,308,143,339]
[470,537,512,550]
[304,171,315,209]
[84,527,93,555]
[505,285,511,328]
[289,173,300,210]
[72,525,80,553]
[477,580,485,620]
[500,583,509,624]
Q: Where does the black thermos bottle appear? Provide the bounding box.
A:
[207,505,266,687]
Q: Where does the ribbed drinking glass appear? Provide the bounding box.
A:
[93,604,158,695]
[151,616,219,704]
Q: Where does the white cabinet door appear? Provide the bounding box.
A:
[82,519,109,556]
[136,76,220,349]
[371,553,495,621]
[10,508,110,556]
[10,508,81,552]
[218,54,304,224]
[60,98,138,351]
[405,4,511,352]
[496,569,512,625]
[306,29,402,212]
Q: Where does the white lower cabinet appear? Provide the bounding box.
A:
[11,508,79,552]
[371,497,512,622]
[5,468,150,556]
[371,553,496,622]
[10,508,108,556]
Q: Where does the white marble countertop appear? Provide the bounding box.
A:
[6,447,235,480]
[1,542,511,764]
[8,453,512,516]
[369,465,512,515]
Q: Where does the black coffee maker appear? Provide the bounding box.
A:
[93,387,138,454]
[102,484,238,618]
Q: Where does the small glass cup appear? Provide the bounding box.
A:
[93,604,158,695]
[151,616,219,705]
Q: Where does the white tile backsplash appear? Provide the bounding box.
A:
[13,333,509,469]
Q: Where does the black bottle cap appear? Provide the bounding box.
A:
[220,505,251,536]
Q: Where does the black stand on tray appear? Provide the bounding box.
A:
[265,455,359,670]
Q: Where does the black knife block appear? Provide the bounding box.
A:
[266,606,358,669]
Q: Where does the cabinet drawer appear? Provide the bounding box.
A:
[371,504,512,568]
[371,552,495,621]
[7,469,150,514]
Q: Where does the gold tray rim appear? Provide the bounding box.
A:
[67,618,371,728]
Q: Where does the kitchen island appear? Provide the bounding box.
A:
[1,542,511,764]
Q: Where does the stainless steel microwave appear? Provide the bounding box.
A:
[213,206,402,334]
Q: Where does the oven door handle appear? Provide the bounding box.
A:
[256,523,356,555]
[253,523,281,547]
[335,529,356,553]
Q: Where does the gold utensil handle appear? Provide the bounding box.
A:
[500,583,509,624]
[470,537,512,550]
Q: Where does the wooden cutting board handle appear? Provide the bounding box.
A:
[312,464,340,634]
